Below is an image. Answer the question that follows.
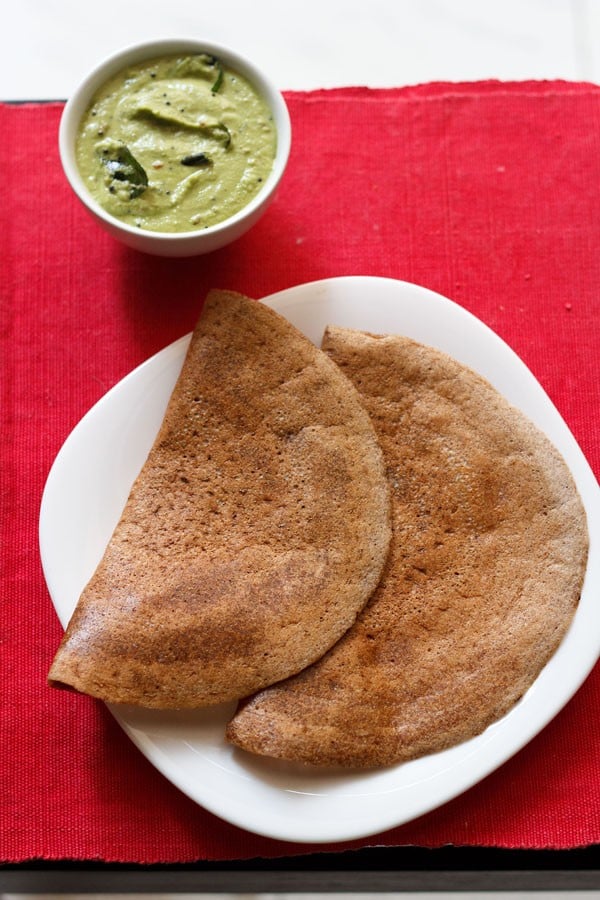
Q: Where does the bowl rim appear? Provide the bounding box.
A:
[59,37,291,243]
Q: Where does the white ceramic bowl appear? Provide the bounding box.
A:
[59,39,291,257]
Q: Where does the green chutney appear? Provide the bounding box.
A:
[76,53,277,233]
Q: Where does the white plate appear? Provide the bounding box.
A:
[40,276,600,844]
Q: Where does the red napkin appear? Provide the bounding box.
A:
[2,81,600,863]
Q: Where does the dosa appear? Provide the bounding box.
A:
[48,296,391,708]
[226,326,588,767]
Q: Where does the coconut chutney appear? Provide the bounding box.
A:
[75,53,277,233]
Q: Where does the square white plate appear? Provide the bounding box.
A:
[39,277,600,843]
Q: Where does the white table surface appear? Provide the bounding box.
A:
[2,0,600,100]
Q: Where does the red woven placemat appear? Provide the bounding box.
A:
[1,81,600,863]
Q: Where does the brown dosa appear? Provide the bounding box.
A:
[226,326,588,767]
[48,296,391,708]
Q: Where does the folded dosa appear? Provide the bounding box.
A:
[48,296,391,708]
[226,326,588,767]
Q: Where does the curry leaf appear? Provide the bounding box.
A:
[97,139,148,198]
[168,53,224,92]
[181,152,213,166]
[210,61,224,93]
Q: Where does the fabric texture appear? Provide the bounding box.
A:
[1,80,600,863]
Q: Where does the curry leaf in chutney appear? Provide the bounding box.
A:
[180,152,213,166]
[210,60,224,94]
[168,53,224,93]
[96,138,148,198]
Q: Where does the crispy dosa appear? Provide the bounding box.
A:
[226,326,589,767]
[48,295,391,708]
